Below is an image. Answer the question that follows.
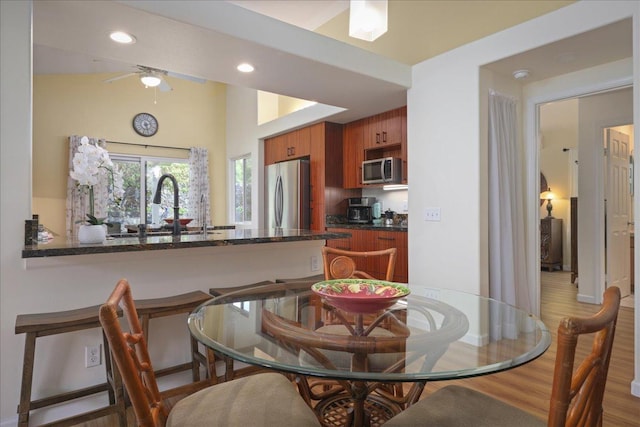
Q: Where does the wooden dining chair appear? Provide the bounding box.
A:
[302,247,402,412]
[322,246,397,282]
[384,286,622,427]
[99,279,322,427]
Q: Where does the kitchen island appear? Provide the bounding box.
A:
[22,228,348,258]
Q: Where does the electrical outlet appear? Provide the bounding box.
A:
[310,255,320,272]
[402,200,408,212]
[424,207,441,222]
[85,344,101,368]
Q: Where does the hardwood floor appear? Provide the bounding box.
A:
[417,271,638,427]
[76,271,638,426]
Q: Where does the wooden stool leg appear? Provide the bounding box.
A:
[224,355,234,381]
[189,336,201,382]
[206,348,219,385]
[17,332,36,427]
[102,332,116,405]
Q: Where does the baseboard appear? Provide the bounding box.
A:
[632,379,640,397]
[0,416,17,427]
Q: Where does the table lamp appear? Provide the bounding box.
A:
[540,188,555,217]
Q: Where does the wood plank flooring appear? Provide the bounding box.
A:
[416,271,638,427]
[75,271,638,426]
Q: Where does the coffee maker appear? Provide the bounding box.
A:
[347,197,375,224]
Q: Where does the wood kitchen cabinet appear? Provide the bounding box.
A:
[326,227,408,283]
[264,126,311,165]
[342,107,408,188]
[265,122,355,231]
[342,119,366,189]
[364,107,405,149]
[309,123,359,231]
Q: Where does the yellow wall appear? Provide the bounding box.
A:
[257,90,317,125]
[33,73,227,235]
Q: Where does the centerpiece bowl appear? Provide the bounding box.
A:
[164,218,193,226]
[312,279,410,314]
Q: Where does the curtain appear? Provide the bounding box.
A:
[187,147,211,227]
[488,91,530,340]
[65,135,109,239]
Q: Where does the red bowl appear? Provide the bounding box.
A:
[164,218,193,226]
[312,279,410,314]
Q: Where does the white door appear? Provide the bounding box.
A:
[606,128,631,297]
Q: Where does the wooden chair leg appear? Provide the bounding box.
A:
[17,332,36,427]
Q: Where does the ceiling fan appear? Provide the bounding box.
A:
[104,65,206,91]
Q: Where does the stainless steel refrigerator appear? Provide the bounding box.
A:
[265,159,310,229]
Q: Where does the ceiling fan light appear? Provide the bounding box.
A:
[349,0,387,42]
[140,73,162,87]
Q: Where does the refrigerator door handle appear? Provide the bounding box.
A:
[275,175,283,227]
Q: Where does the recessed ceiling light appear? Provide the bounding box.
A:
[512,69,530,80]
[109,31,136,44]
[237,63,255,73]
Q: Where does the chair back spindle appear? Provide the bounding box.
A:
[100,279,167,427]
[548,285,620,427]
[322,246,397,282]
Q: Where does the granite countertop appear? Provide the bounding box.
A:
[23,228,350,258]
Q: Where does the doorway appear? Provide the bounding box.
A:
[537,88,634,307]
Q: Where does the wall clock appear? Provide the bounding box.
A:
[132,113,158,137]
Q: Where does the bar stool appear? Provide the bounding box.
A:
[15,305,127,427]
[134,290,219,397]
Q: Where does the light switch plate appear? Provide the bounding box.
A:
[424,207,441,222]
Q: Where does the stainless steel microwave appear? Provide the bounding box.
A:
[362,157,402,184]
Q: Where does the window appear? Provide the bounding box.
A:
[108,155,189,227]
[231,155,252,224]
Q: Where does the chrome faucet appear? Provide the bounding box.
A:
[153,174,181,236]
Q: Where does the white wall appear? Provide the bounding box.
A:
[408,0,639,396]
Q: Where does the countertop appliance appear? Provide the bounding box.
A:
[362,157,402,184]
[347,197,375,224]
[266,159,310,229]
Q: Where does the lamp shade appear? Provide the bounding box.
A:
[540,189,555,200]
[140,73,162,88]
[349,0,388,42]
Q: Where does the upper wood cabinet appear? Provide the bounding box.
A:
[343,119,366,189]
[364,107,406,149]
[264,126,311,165]
[342,106,407,188]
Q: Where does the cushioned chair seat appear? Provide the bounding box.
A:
[167,372,321,427]
[384,385,545,427]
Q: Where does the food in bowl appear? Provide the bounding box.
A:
[312,279,410,313]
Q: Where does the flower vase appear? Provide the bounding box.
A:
[78,224,107,244]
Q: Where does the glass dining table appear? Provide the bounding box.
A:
[188,281,551,427]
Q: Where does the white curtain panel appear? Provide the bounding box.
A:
[488,91,530,339]
[65,135,109,239]
[187,147,211,227]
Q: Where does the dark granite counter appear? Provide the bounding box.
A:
[325,223,408,232]
[23,228,349,258]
